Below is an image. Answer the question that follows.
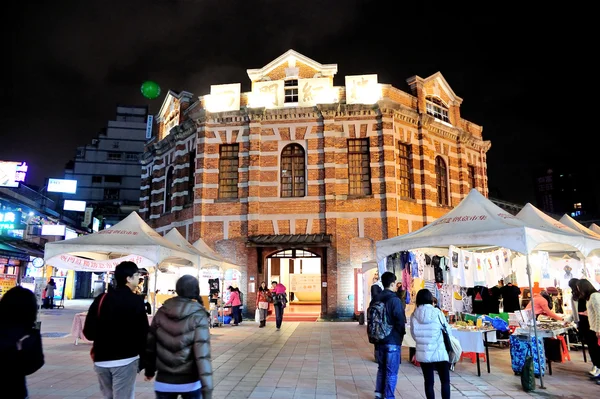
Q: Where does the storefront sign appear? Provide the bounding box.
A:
[47,178,77,194]
[298,78,334,106]
[249,81,284,108]
[64,200,86,212]
[0,210,25,230]
[345,74,380,104]
[290,274,321,292]
[0,274,17,298]
[47,254,156,271]
[145,115,154,139]
[205,83,241,112]
[0,161,28,187]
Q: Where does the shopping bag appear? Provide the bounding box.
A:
[521,345,536,392]
[255,308,260,323]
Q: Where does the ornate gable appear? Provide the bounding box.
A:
[246,49,337,82]
[407,72,463,106]
[156,90,194,122]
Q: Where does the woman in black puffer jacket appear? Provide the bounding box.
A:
[145,275,213,399]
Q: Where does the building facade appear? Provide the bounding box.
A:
[140,50,491,317]
[65,106,149,227]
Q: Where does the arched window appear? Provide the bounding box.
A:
[435,156,449,206]
[164,167,173,213]
[186,150,196,205]
[426,96,450,123]
[281,144,305,197]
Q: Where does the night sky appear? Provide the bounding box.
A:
[3,1,596,210]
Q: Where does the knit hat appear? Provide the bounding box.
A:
[176,275,200,300]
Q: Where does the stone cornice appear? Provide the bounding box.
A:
[378,100,419,126]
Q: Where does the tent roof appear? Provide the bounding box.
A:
[560,214,600,239]
[44,212,196,267]
[376,190,585,261]
[516,203,580,235]
[193,238,243,271]
[164,229,224,268]
[590,223,600,235]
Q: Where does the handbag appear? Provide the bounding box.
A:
[521,344,536,392]
[258,302,269,309]
[90,293,108,361]
[438,313,462,364]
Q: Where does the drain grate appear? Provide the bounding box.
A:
[41,332,69,338]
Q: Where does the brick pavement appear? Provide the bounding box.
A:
[25,301,599,398]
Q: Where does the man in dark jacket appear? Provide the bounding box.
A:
[84,261,148,399]
[145,275,213,399]
[373,271,406,399]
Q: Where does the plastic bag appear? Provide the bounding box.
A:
[255,308,260,323]
[484,315,509,332]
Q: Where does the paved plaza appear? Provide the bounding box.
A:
[24,300,599,399]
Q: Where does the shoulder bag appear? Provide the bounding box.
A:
[438,312,462,364]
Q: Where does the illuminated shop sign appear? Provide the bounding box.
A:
[205,83,241,112]
[345,74,380,104]
[0,161,28,187]
[0,211,25,230]
[48,178,77,194]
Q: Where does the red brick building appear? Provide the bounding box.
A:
[140,50,490,317]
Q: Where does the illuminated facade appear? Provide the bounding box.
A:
[141,50,491,317]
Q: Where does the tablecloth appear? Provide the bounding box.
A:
[71,312,153,344]
[450,328,497,353]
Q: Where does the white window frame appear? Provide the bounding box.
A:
[426,96,450,123]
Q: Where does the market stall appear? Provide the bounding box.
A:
[44,212,197,316]
[376,189,600,386]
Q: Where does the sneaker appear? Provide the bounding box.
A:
[589,366,598,376]
[277,328,280,331]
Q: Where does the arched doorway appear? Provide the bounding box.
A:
[266,248,321,321]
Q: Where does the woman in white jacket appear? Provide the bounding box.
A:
[410,289,451,399]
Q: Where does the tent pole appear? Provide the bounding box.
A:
[152,266,158,316]
[526,254,545,389]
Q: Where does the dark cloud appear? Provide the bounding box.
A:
[2,1,596,211]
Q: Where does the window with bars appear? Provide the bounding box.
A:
[435,156,449,206]
[398,142,413,199]
[164,167,173,213]
[281,144,305,198]
[284,79,299,103]
[186,150,196,205]
[467,164,476,189]
[348,138,372,196]
[218,144,239,199]
[426,96,450,123]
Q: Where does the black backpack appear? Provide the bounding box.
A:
[367,298,393,344]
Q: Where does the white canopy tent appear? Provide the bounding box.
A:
[376,190,588,388]
[516,203,600,257]
[192,238,243,272]
[590,223,600,235]
[559,214,600,239]
[44,212,197,271]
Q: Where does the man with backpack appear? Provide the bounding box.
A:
[367,272,406,399]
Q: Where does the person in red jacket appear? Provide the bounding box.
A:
[255,282,272,328]
[224,286,242,326]
[525,291,563,321]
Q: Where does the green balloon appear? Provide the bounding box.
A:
[141,81,161,99]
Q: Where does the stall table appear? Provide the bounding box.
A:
[513,326,575,375]
[403,324,496,376]
[450,328,497,376]
[71,312,153,345]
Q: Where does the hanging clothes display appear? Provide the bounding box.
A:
[432,256,444,283]
[500,283,522,313]
[489,283,502,314]
[461,251,475,287]
[467,285,491,314]
[409,252,419,278]
[439,283,453,311]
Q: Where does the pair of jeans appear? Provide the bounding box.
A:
[420,361,450,399]
[232,305,241,324]
[259,307,268,322]
[155,388,201,399]
[94,359,138,399]
[375,344,401,399]
[582,328,600,367]
[274,304,284,328]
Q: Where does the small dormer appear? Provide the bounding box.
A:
[156,90,194,140]
[406,72,463,126]
[246,50,338,108]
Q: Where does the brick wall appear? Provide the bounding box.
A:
[141,73,490,318]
